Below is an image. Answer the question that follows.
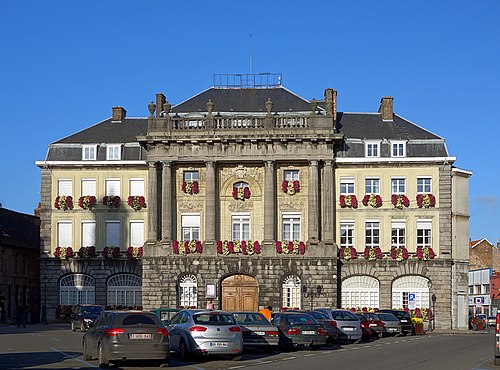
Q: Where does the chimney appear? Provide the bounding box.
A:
[378,96,394,121]
[324,88,338,126]
[112,106,127,122]
[155,93,166,118]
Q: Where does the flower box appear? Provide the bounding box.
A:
[391,194,410,209]
[54,195,74,211]
[54,246,74,260]
[232,186,251,201]
[173,240,203,255]
[127,246,143,260]
[127,195,146,211]
[103,195,121,208]
[77,246,97,259]
[416,193,436,208]
[339,195,358,208]
[217,240,261,255]
[363,246,383,261]
[78,195,96,210]
[276,240,305,255]
[390,247,409,261]
[339,246,358,260]
[182,181,199,195]
[416,246,436,260]
[362,194,382,208]
[102,246,121,259]
[282,180,300,195]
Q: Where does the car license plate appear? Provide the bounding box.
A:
[369,324,377,327]
[302,330,315,335]
[400,319,407,323]
[129,333,152,339]
[255,331,265,336]
[210,342,228,347]
[343,327,354,331]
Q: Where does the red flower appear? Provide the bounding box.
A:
[192,181,199,194]
[391,194,410,209]
[173,240,179,254]
[276,241,283,254]
[243,187,251,199]
[103,195,121,208]
[195,240,203,254]
[217,241,223,254]
[298,241,305,254]
[281,180,288,193]
[416,193,436,208]
[228,241,234,254]
[253,241,261,254]
[339,195,358,208]
[287,242,294,253]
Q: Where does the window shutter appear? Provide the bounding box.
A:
[106,180,120,196]
[82,222,96,247]
[130,179,144,196]
[391,221,406,229]
[58,180,72,197]
[182,214,200,227]
[81,179,96,196]
[130,222,144,247]
[417,220,432,230]
[106,221,121,247]
[58,222,72,247]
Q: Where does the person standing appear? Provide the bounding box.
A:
[259,305,272,321]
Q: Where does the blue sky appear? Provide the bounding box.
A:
[0,1,498,245]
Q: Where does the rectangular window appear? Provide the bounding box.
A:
[82,144,97,160]
[183,171,199,182]
[391,178,406,194]
[130,221,144,247]
[81,179,96,196]
[232,214,250,241]
[107,144,121,160]
[182,214,200,241]
[365,221,380,248]
[58,180,72,197]
[417,220,432,249]
[340,178,355,195]
[284,170,299,181]
[82,221,96,247]
[130,178,145,196]
[106,179,120,197]
[391,141,406,157]
[365,178,380,194]
[106,221,121,247]
[365,142,380,157]
[282,213,301,241]
[340,222,355,248]
[417,177,432,193]
[391,221,406,248]
[58,221,72,247]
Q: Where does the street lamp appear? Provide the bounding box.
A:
[42,276,48,325]
[158,272,165,307]
[431,293,437,331]
[302,274,322,310]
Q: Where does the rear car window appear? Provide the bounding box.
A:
[287,314,317,325]
[392,311,410,319]
[233,313,269,325]
[307,311,328,320]
[332,311,358,321]
[121,314,157,326]
[194,313,236,326]
[83,306,103,315]
[377,313,397,321]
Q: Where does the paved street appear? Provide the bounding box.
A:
[0,324,497,370]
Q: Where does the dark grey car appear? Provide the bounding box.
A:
[376,312,402,336]
[82,311,169,367]
[272,312,329,350]
[71,304,103,332]
[316,308,363,342]
[233,311,279,352]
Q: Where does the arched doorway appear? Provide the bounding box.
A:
[221,274,258,312]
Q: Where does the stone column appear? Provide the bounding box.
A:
[308,160,319,244]
[40,167,52,255]
[147,162,158,241]
[322,161,334,243]
[264,160,276,244]
[161,161,172,242]
[205,161,216,243]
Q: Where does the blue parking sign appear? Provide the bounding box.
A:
[409,293,416,301]
[408,293,416,309]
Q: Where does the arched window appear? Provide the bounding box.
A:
[282,275,301,309]
[342,276,380,309]
[392,275,430,309]
[60,274,95,305]
[179,275,197,308]
[107,274,142,307]
[234,181,249,189]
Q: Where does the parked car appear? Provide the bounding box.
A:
[71,304,103,332]
[82,310,169,368]
[232,311,279,352]
[378,309,414,335]
[315,308,363,342]
[166,309,243,360]
[354,312,376,340]
[493,312,500,365]
[361,312,385,338]
[272,311,329,350]
[375,312,402,336]
[469,314,487,330]
[288,310,338,343]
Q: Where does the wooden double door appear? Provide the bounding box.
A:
[221,274,258,312]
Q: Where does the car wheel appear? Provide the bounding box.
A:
[494,356,500,366]
[98,343,109,368]
[80,322,85,332]
[263,346,274,354]
[71,321,76,332]
[179,339,189,361]
[82,340,91,361]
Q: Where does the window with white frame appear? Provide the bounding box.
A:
[60,274,95,305]
[342,275,380,308]
[340,222,355,248]
[391,141,406,157]
[82,144,97,160]
[282,212,301,241]
[340,177,355,195]
[391,177,406,194]
[58,180,72,197]
[365,141,380,157]
[417,177,432,193]
[365,178,380,194]
[282,275,302,309]
[365,221,380,248]
[107,274,142,307]
[106,221,120,248]
[392,275,431,309]
[391,221,406,248]
[417,220,432,249]
[81,221,96,248]
[183,171,199,182]
[58,221,72,247]
[232,213,250,241]
[107,144,121,160]
[182,214,200,241]
[81,179,96,196]
[179,275,197,307]
[284,170,299,181]
[130,221,144,247]
[105,179,120,196]
[130,178,145,196]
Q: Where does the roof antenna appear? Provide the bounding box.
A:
[249,33,253,75]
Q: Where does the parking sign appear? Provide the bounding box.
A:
[408,293,416,309]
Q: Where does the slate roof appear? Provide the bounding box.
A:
[0,208,40,250]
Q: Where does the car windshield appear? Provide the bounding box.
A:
[233,312,270,325]
[392,311,410,319]
[332,311,358,321]
[365,313,379,321]
[194,313,236,326]
[121,314,157,326]
[83,306,103,315]
[287,314,317,325]
[377,313,398,321]
[306,311,328,320]
[355,314,367,322]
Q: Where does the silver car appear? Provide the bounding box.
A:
[233,311,279,352]
[166,309,243,360]
[375,312,402,336]
[316,308,363,342]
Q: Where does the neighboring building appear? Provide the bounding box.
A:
[0,207,40,323]
[469,239,499,271]
[36,73,471,329]
[468,268,492,316]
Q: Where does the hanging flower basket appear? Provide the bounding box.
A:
[275,240,305,255]
[102,246,121,259]
[363,247,383,261]
[78,195,96,210]
[416,246,436,260]
[127,195,147,211]
[77,246,97,259]
[281,180,300,195]
[339,195,358,208]
[217,240,261,255]
[127,246,143,260]
[390,247,409,261]
[103,195,121,208]
[173,240,203,255]
[339,246,358,260]
[182,181,199,195]
[232,186,251,201]
[53,246,74,260]
[54,195,73,211]
[362,194,382,208]
[391,194,410,209]
[416,194,436,208]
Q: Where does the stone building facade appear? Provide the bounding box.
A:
[36,74,470,329]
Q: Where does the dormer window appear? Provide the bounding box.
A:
[107,144,121,160]
[391,141,406,157]
[82,144,97,160]
[365,141,380,157]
